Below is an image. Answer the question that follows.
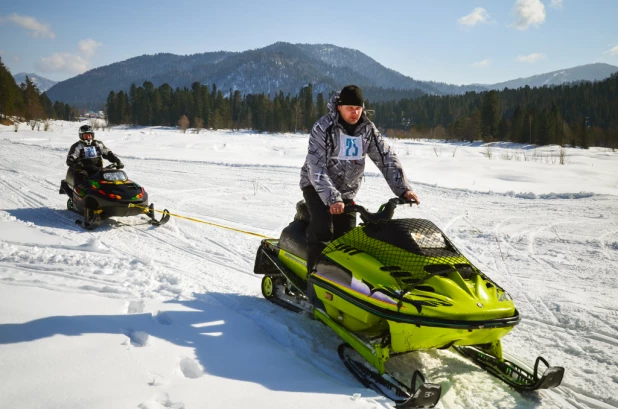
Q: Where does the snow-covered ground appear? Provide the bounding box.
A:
[1,121,617,409]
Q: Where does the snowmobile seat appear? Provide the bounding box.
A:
[65,167,76,187]
[293,200,310,224]
[278,200,310,260]
[279,220,308,260]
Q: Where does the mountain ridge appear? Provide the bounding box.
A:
[12,72,58,92]
[43,43,618,108]
[485,63,618,90]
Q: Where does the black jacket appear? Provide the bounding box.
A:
[66,140,119,171]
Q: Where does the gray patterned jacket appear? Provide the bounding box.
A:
[300,92,412,205]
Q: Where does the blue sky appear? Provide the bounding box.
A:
[1,0,617,85]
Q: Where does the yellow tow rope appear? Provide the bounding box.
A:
[128,203,270,239]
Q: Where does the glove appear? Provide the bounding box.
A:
[116,161,124,169]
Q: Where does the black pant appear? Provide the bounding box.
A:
[70,168,96,189]
[302,186,356,274]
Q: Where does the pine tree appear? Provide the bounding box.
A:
[303,83,314,131]
[22,76,44,121]
[580,117,589,149]
[231,90,242,128]
[106,91,117,124]
[129,84,138,125]
[498,116,510,141]
[53,101,65,120]
[39,92,54,118]
[481,90,500,141]
[551,101,564,145]
[0,56,24,118]
[316,93,326,119]
[542,108,556,145]
[467,108,482,142]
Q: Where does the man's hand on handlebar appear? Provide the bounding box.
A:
[402,191,420,206]
[329,202,345,215]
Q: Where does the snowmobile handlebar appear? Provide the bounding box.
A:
[345,197,417,224]
[74,161,120,172]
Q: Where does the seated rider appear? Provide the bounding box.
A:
[66,125,124,186]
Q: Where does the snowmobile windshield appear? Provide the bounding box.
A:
[412,231,449,249]
[102,171,128,182]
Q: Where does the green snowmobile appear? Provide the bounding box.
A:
[253,198,564,408]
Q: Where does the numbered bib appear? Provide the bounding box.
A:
[83,146,98,159]
[337,134,363,161]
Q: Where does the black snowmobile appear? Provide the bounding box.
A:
[254,198,564,408]
[59,163,170,229]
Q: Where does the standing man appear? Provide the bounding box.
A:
[299,85,419,276]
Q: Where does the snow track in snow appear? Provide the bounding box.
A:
[1,138,617,408]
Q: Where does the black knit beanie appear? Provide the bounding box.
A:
[338,85,364,107]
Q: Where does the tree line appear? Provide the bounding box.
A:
[106,81,327,133]
[106,73,617,149]
[373,74,617,149]
[0,57,76,122]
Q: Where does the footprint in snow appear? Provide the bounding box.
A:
[127,300,145,314]
[125,329,149,347]
[179,357,203,379]
[155,311,173,325]
[138,393,185,409]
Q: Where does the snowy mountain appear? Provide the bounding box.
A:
[486,63,618,90]
[0,121,617,409]
[12,72,58,92]
[41,42,618,109]
[44,42,487,108]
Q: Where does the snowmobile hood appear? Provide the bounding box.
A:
[314,218,517,323]
[88,171,145,202]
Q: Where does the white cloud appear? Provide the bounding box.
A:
[471,59,492,67]
[36,38,102,75]
[36,52,89,74]
[604,45,618,56]
[0,13,55,38]
[515,53,546,63]
[550,0,563,8]
[78,39,103,57]
[458,7,490,26]
[511,0,546,30]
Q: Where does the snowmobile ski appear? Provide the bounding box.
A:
[453,345,564,391]
[75,207,102,230]
[339,344,441,408]
[146,203,171,226]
